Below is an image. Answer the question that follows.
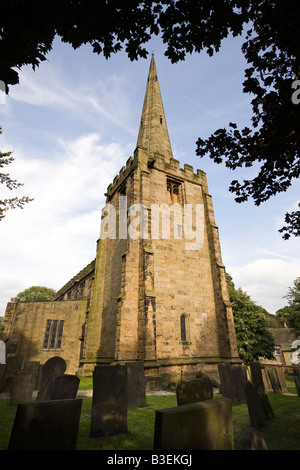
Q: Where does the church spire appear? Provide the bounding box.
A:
[136,54,173,162]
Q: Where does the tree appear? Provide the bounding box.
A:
[0,127,33,220]
[276,277,300,337]
[0,1,299,235]
[12,286,57,303]
[226,273,275,362]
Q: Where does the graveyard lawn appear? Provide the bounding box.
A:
[0,389,299,451]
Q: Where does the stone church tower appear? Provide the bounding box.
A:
[2,55,240,386]
[81,55,240,383]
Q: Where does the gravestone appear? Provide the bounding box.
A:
[36,356,66,402]
[0,340,6,364]
[8,398,82,450]
[294,376,300,397]
[218,363,247,404]
[242,427,268,450]
[249,362,265,393]
[262,367,272,390]
[231,365,247,403]
[2,356,23,392]
[218,363,237,403]
[90,365,128,438]
[50,374,80,400]
[275,367,288,393]
[125,362,146,407]
[244,381,274,429]
[176,377,213,406]
[154,398,233,450]
[9,370,36,405]
[267,368,282,394]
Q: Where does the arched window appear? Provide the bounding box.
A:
[180,314,187,342]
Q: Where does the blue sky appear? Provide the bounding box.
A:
[0,33,299,316]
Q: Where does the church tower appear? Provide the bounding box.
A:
[82,55,240,384]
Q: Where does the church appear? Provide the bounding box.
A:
[1,56,240,388]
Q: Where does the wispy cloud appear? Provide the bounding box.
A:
[0,132,129,313]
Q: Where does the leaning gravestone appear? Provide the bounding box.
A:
[90,365,127,438]
[154,398,233,450]
[50,374,80,400]
[244,381,274,429]
[176,377,213,406]
[242,427,268,450]
[125,362,146,407]
[275,367,288,393]
[9,370,36,405]
[36,357,66,402]
[8,398,82,450]
[267,368,282,394]
[249,362,265,393]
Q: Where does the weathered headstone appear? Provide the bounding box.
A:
[218,363,237,404]
[125,362,146,407]
[242,427,268,450]
[0,340,6,364]
[36,356,66,402]
[176,377,213,406]
[50,374,80,400]
[262,367,272,390]
[90,365,128,438]
[154,398,233,450]
[244,381,274,429]
[249,362,265,393]
[275,367,288,393]
[231,365,247,403]
[294,376,300,397]
[8,398,82,450]
[267,368,282,394]
[9,370,36,405]
[2,356,23,392]
[218,363,247,404]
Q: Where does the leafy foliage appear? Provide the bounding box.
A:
[12,286,56,303]
[0,1,299,234]
[276,277,300,337]
[226,273,275,362]
[0,127,33,220]
[196,1,300,238]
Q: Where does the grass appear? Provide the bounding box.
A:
[0,378,299,451]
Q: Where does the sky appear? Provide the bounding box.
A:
[0,33,299,316]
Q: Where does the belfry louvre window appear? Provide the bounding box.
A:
[43,320,64,350]
[167,179,182,204]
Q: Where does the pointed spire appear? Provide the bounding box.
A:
[136,54,173,161]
